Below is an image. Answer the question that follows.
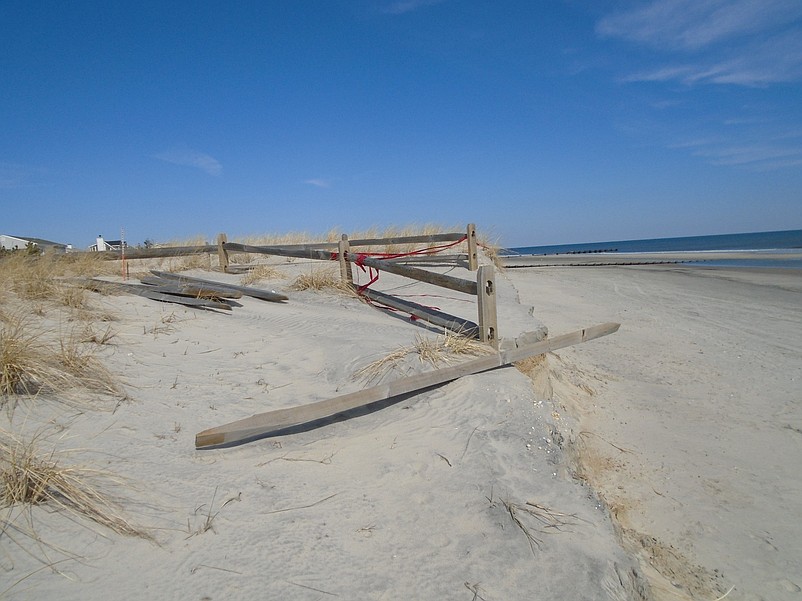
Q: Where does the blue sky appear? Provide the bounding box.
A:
[2,0,801,248]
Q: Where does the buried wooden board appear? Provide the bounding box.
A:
[82,279,234,311]
[195,322,620,448]
[150,270,288,302]
[139,276,243,299]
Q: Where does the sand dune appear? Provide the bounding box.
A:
[2,258,645,600]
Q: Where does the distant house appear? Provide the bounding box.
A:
[0,234,71,253]
[89,235,128,252]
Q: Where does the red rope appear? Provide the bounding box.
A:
[330,234,468,320]
[355,253,380,293]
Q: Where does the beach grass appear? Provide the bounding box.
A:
[0,309,122,413]
[353,328,492,384]
[0,428,149,539]
[239,264,285,286]
[288,265,356,295]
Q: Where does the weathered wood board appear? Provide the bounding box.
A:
[82,279,234,311]
[195,322,620,448]
[150,270,288,302]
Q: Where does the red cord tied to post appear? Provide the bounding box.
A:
[357,235,468,289]
[337,234,469,295]
[355,253,379,293]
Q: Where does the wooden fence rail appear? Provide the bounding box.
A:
[216,224,494,345]
[83,223,496,346]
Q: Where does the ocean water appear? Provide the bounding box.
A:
[506,229,802,269]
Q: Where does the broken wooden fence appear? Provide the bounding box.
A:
[85,223,496,346]
[216,224,498,348]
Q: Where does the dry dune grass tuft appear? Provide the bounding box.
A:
[161,253,212,272]
[0,252,119,318]
[240,231,320,246]
[475,230,504,269]
[240,264,285,286]
[0,312,47,398]
[0,428,149,539]
[0,311,122,412]
[354,329,492,384]
[58,252,118,278]
[289,266,354,295]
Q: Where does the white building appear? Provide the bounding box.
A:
[0,234,70,253]
[89,235,127,252]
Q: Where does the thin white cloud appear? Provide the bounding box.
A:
[672,134,802,170]
[597,1,802,170]
[668,137,722,150]
[600,0,802,87]
[597,0,802,52]
[624,49,802,87]
[153,145,222,176]
[304,179,332,189]
[622,65,699,83]
[696,144,802,166]
[383,0,445,15]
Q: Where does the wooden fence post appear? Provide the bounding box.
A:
[467,223,478,271]
[477,264,498,349]
[338,234,353,285]
[217,233,229,272]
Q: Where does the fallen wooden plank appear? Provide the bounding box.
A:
[139,276,243,299]
[82,279,233,311]
[360,288,479,337]
[150,270,288,302]
[195,322,620,448]
[142,284,243,304]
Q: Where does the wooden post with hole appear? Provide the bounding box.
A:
[338,234,353,285]
[467,223,478,271]
[477,264,498,349]
[217,233,229,273]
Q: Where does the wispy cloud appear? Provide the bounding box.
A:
[669,130,802,170]
[383,0,446,16]
[598,0,802,51]
[599,0,802,87]
[304,179,332,189]
[597,0,802,170]
[622,30,802,87]
[693,143,802,171]
[153,144,222,176]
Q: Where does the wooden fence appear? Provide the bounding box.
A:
[93,223,499,348]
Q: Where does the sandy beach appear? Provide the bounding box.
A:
[2,255,643,601]
[2,254,801,600]
[506,265,802,601]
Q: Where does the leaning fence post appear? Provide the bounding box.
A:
[217,233,229,272]
[338,234,353,285]
[467,223,478,271]
[477,264,498,349]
